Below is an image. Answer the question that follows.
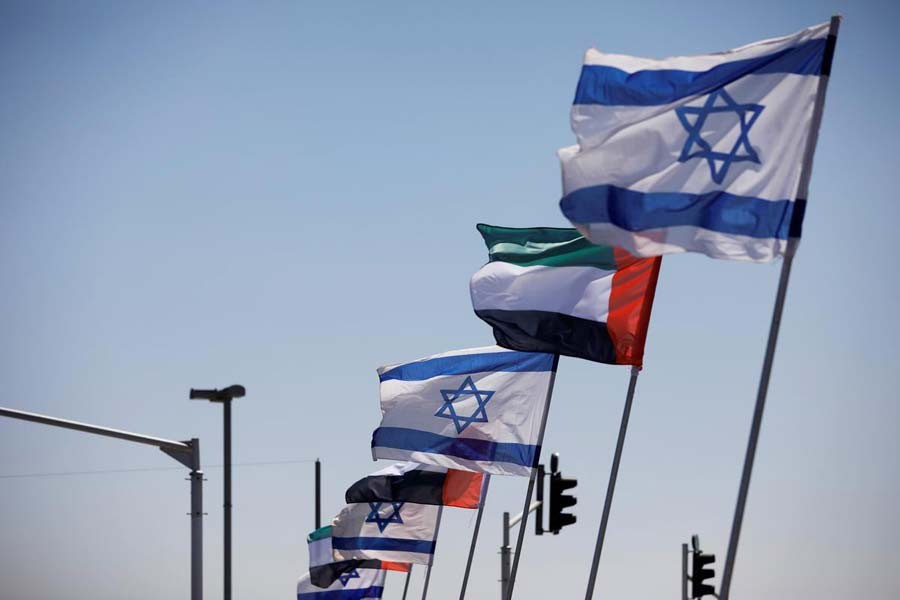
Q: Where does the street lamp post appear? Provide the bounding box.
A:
[190,384,245,600]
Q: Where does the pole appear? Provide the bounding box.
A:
[505,354,560,600]
[584,366,640,599]
[718,16,840,600]
[401,566,414,600]
[224,398,232,600]
[500,512,511,600]
[420,504,443,600]
[681,543,688,600]
[0,406,203,600]
[315,458,322,529]
[190,438,204,600]
[459,474,491,600]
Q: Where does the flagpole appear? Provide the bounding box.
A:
[458,474,492,600]
[421,504,444,600]
[583,365,641,599]
[718,16,840,600]
[505,354,560,600]
[401,566,414,600]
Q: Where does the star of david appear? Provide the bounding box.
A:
[365,501,404,532]
[675,88,764,184]
[435,376,494,434]
[338,569,360,586]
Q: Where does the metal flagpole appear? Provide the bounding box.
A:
[421,504,444,600]
[458,474,492,600]
[505,354,560,600]
[718,16,841,600]
[584,366,641,599]
[401,566,414,600]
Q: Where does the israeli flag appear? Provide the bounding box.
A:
[559,22,835,261]
[297,568,385,599]
[371,346,557,476]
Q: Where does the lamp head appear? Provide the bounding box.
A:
[190,385,246,402]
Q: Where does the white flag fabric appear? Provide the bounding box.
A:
[371,346,557,476]
[559,22,835,261]
[331,501,441,566]
[297,568,385,599]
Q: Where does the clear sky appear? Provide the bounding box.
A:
[1,1,897,599]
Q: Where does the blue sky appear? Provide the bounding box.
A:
[1,1,897,599]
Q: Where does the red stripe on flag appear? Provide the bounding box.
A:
[380,561,411,573]
[607,250,662,367]
[441,470,484,508]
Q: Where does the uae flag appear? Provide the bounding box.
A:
[470,224,661,366]
[346,462,484,509]
[308,526,408,588]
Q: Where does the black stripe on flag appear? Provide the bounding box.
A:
[345,470,447,505]
[475,309,618,364]
[309,559,383,588]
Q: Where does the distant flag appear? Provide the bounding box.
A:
[346,462,484,509]
[559,22,835,261]
[331,501,442,566]
[470,224,660,366]
[297,568,386,599]
[307,526,408,588]
[371,346,557,476]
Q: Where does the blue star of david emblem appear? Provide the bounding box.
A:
[435,376,494,434]
[365,502,404,532]
[675,88,764,184]
[338,569,360,586]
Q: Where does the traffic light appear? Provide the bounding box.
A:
[691,549,716,598]
[548,456,577,533]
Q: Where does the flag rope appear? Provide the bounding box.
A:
[458,474,492,600]
[505,354,560,600]
[583,365,641,599]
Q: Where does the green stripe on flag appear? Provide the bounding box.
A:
[476,224,617,269]
[307,525,332,543]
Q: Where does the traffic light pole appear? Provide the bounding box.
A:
[584,365,641,600]
[681,543,689,600]
[0,406,203,600]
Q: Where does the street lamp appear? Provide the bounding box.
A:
[190,384,245,600]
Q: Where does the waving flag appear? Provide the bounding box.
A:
[346,462,484,509]
[297,568,385,599]
[371,346,557,476]
[331,502,442,566]
[559,22,836,261]
[307,526,408,588]
[470,224,660,366]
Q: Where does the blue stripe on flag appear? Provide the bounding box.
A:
[372,427,539,468]
[331,536,436,555]
[298,586,384,600]
[573,37,826,106]
[560,185,794,240]
[379,351,555,382]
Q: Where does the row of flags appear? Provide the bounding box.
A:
[296,20,836,599]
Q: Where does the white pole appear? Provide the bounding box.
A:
[505,354,560,600]
[458,474,492,600]
[718,16,841,600]
[583,366,641,599]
